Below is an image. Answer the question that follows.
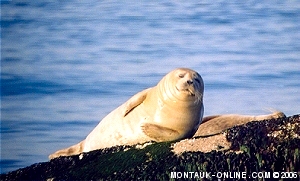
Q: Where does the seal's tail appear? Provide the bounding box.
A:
[49,140,85,160]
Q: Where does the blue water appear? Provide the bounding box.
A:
[1,0,299,174]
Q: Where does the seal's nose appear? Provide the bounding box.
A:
[187,80,193,85]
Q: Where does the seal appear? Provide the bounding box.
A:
[49,68,204,159]
[194,111,285,137]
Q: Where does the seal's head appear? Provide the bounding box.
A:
[158,68,204,105]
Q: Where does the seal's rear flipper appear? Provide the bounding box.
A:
[141,123,180,142]
[49,140,85,160]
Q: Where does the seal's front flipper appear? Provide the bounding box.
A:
[141,123,180,142]
[122,88,152,117]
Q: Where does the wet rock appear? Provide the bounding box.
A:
[1,114,299,181]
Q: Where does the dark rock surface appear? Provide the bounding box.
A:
[1,114,300,181]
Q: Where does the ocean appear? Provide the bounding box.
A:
[1,0,299,173]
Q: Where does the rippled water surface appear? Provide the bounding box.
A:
[1,0,299,173]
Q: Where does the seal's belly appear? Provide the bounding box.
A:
[83,103,151,152]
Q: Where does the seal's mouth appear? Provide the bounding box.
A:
[175,86,195,96]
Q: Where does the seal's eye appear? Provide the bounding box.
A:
[195,78,200,84]
[179,74,184,78]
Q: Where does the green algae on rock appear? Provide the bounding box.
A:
[1,114,299,181]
